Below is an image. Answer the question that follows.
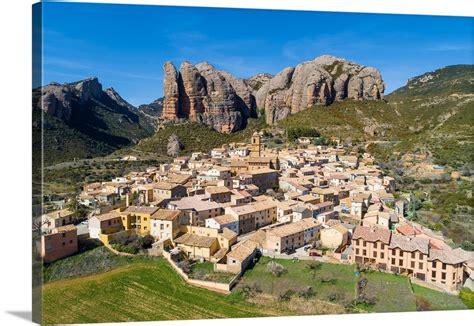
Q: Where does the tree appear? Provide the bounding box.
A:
[306,261,322,279]
[66,196,89,222]
[167,134,183,157]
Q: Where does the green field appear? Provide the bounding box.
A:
[363,271,416,312]
[42,250,469,323]
[237,256,357,307]
[413,284,467,311]
[42,258,282,324]
[236,257,468,313]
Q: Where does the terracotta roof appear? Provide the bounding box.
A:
[227,240,258,261]
[389,234,430,254]
[46,208,74,219]
[122,206,159,215]
[151,209,181,221]
[268,219,320,238]
[94,211,121,221]
[153,182,181,190]
[396,224,422,236]
[174,233,216,248]
[205,186,232,195]
[220,228,238,240]
[211,214,238,225]
[53,224,77,233]
[352,226,391,244]
[429,247,468,265]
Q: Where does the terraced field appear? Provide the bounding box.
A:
[42,259,282,324]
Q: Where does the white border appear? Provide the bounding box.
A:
[0,1,472,326]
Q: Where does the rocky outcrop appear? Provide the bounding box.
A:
[162,62,180,119]
[38,77,102,121]
[161,61,256,133]
[105,87,135,111]
[40,83,74,120]
[245,73,273,92]
[73,77,102,103]
[36,77,141,122]
[257,55,385,124]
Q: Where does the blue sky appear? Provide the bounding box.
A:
[40,2,473,106]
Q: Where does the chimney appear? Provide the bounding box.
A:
[125,193,130,207]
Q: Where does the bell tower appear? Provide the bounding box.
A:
[250,132,262,157]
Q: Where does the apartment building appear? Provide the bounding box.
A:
[351,226,468,292]
[119,206,159,235]
[89,210,123,239]
[265,219,321,254]
[39,225,78,263]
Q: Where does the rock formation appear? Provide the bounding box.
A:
[161,61,256,133]
[246,73,273,92]
[256,55,385,124]
[162,62,180,119]
[36,77,143,123]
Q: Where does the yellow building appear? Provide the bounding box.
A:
[119,206,159,235]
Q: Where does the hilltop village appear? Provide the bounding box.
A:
[38,132,474,294]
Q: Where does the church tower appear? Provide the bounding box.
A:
[250,132,262,157]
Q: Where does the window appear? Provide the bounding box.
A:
[432,271,436,278]
[442,263,447,270]
[392,249,396,256]
[374,242,378,249]
[419,253,423,260]
[411,252,415,259]
[381,253,385,259]
[399,259,403,266]
[62,242,66,246]
[411,261,415,268]
[108,221,111,226]
[69,240,73,244]
[432,261,437,268]
[356,248,360,255]
[441,272,446,280]
[363,250,367,256]
[381,244,385,250]
[62,233,66,238]
[391,258,396,265]
[419,263,423,269]
[373,251,377,258]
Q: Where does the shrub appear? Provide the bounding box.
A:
[279,289,295,301]
[460,287,474,309]
[297,286,314,299]
[266,261,287,277]
[241,282,262,298]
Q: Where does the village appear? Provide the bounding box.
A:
[37,132,474,295]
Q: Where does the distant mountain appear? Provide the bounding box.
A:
[32,77,155,165]
[136,97,163,130]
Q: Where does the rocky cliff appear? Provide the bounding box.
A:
[34,77,154,164]
[256,55,385,124]
[161,55,384,131]
[161,61,256,133]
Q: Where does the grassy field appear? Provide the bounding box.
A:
[237,257,468,313]
[42,258,283,324]
[412,284,467,311]
[363,271,416,312]
[237,256,357,307]
[42,251,469,323]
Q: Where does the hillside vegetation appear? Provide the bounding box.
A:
[33,86,154,166]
